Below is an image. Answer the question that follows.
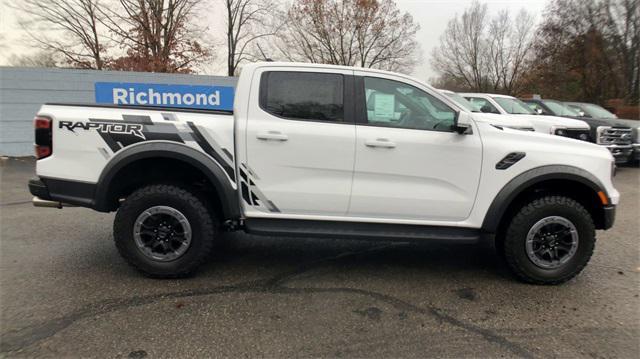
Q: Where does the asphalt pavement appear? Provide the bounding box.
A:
[1,157,638,358]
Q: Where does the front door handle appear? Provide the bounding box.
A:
[257,131,289,141]
[365,138,396,148]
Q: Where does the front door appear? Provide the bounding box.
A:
[348,73,482,222]
[243,68,356,217]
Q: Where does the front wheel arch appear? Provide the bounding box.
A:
[483,165,610,235]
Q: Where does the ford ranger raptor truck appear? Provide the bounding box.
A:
[29,62,619,284]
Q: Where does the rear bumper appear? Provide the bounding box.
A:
[602,205,616,230]
[28,176,96,208]
[28,177,51,200]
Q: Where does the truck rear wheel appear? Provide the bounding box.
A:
[113,184,217,278]
[501,195,595,285]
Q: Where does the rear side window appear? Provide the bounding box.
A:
[260,71,344,122]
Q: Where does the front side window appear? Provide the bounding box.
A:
[260,71,344,122]
[492,97,535,115]
[525,101,548,115]
[363,77,456,131]
[542,100,580,117]
[581,103,617,119]
[466,97,500,114]
[445,92,480,112]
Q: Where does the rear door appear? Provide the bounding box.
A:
[243,68,356,217]
[348,72,482,222]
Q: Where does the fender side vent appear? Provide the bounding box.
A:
[496,152,526,170]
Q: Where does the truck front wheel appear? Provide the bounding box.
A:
[501,195,596,285]
[113,184,217,278]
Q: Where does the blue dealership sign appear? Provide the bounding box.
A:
[95,82,234,111]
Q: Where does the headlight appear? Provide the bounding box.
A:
[596,126,611,144]
[551,125,567,136]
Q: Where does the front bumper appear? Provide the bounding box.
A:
[602,205,616,230]
[632,143,640,161]
[603,144,633,163]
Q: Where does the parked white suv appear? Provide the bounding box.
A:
[29,62,618,284]
[461,93,591,141]
[439,90,535,131]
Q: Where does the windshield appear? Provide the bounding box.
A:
[492,97,535,115]
[542,100,581,117]
[580,103,617,119]
[445,92,480,112]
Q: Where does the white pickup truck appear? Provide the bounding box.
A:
[29,62,618,284]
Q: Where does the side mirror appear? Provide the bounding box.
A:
[480,105,492,113]
[536,108,543,115]
[455,111,473,134]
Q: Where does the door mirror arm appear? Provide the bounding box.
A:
[454,123,472,134]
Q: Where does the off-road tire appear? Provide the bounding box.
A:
[113,184,217,278]
[502,195,595,285]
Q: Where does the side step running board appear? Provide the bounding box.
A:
[244,218,481,243]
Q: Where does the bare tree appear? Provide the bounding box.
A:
[602,0,640,103]
[102,0,210,73]
[431,1,536,93]
[273,0,419,73]
[11,0,108,69]
[9,50,61,67]
[224,0,280,76]
[486,10,536,93]
[431,1,489,91]
[526,0,638,104]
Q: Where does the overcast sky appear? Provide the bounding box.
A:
[0,0,549,79]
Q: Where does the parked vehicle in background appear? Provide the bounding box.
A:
[439,90,535,131]
[29,62,619,284]
[565,102,640,164]
[460,93,591,143]
[523,99,633,164]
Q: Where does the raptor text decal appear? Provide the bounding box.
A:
[59,120,146,140]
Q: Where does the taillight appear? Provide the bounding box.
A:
[34,116,52,159]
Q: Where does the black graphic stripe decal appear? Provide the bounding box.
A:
[186,121,235,181]
[238,165,280,212]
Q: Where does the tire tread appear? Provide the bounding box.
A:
[113,184,217,278]
[503,195,595,285]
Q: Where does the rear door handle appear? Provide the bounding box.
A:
[365,138,396,148]
[257,131,288,141]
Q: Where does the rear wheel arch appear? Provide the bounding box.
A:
[93,141,240,220]
[483,165,610,235]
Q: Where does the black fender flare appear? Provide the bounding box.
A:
[481,165,609,233]
[93,141,240,219]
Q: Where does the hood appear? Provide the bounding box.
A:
[471,112,534,130]
[479,122,613,160]
[511,114,590,130]
[577,116,635,129]
[595,117,640,129]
